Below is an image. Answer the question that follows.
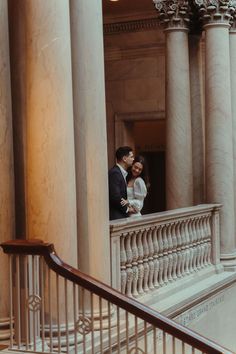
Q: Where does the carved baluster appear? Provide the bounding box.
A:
[199,217,204,269]
[131,231,139,297]
[188,218,194,273]
[199,217,205,268]
[125,232,133,297]
[202,216,208,267]
[184,220,190,275]
[143,229,150,292]
[167,224,173,282]
[158,226,164,286]
[137,231,144,295]
[196,218,202,270]
[152,226,159,288]
[162,224,169,285]
[205,215,212,266]
[192,218,198,271]
[202,216,207,266]
[176,222,182,278]
[171,223,178,280]
[207,215,212,265]
[180,221,186,277]
[120,234,127,294]
[147,228,155,290]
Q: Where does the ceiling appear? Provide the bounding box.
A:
[102,0,155,17]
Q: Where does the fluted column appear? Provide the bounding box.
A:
[0,0,15,340]
[230,13,236,257]
[189,34,205,204]
[195,0,236,268]
[154,0,193,209]
[70,0,110,284]
[24,0,77,265]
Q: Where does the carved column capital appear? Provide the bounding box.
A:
[229,1,236,30]
[153,0,192,30]
[193,0,235,26]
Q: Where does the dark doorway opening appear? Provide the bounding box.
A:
[141,151,166,215]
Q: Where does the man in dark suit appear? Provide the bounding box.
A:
[109,146,134,220]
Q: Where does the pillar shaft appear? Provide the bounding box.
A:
[70,0,110,284]
[189,34,205,205]
[165,29,193,209]
[205,23,235,264]
[153,0,193,210]
[230,27,236,256]
[24,0,77,265]
[0,0,15,339]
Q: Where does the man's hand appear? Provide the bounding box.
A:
[120,198,137,215]
[120,198,129,207]
[128,205,136,214]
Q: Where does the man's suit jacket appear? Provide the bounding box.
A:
[108,165,128,220]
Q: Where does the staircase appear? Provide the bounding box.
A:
[0,240,234,354]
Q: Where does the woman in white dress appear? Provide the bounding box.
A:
[121,155,148,216]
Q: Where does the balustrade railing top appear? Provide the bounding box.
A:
[110,204,222,232]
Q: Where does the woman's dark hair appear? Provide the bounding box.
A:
[126,155,150,188]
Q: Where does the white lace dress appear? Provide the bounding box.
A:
[127,177,147,216]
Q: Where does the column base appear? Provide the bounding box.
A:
[0,317,10,340]
[220,251,236,271]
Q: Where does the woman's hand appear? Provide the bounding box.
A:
[121,198,129,206]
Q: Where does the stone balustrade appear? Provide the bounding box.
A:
[110,204,221,298]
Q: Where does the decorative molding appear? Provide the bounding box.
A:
[26,294,41,312]
[153,0,192,29]
[115,111,165,123]
[194,0,235,25]
[104,44,165,61]
[76,316,92,335]
[103,10,158,24]
[230,0,236,29]
[104,17,160,35]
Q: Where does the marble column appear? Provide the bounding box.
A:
[230,17,236,257]
[189,34,205,205]
[195,0,236,268]
[0,0,15,339]
[23,0,77,266]
[153,0,193,209]
[70,0,110,284]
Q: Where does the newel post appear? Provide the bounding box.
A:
[210,205,222,271]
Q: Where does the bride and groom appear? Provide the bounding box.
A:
[108,146,148,221]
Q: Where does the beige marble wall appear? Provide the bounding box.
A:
[104,29,165,167]
[0,0,15,339]
[23,0,77,266]
[70,0,110,283]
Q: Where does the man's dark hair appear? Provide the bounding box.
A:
[115,146,133,162]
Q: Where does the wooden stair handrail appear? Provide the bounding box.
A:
[0,239,232,354]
